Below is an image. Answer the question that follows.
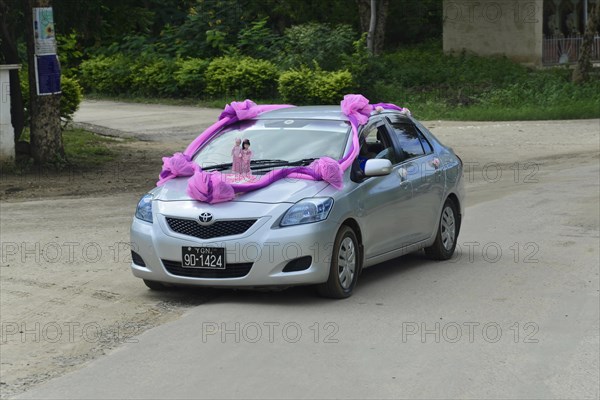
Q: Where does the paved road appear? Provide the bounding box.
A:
[73,100,221,141]
[12,157,600,399]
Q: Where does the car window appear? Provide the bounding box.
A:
[388,120,425,161]
[358,122,397,165]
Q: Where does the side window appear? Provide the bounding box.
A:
[389,120,425,161]
[357,121,397,168]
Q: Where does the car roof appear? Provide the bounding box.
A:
[256,105,413,124]
[257,106,349,121]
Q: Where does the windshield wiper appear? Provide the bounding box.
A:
[202,162,232,171]
[287,158,318,166]
[250,159,289,165]
[202,158,320,172]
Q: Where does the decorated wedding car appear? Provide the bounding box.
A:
[130,94,465,298]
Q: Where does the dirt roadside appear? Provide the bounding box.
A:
[0,119,599,399]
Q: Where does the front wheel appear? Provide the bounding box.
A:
[425,199,460,260]
[317,225,360,299]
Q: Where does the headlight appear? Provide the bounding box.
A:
[135,194,154,223]
[280,198,334,227]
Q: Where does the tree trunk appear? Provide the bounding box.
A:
[367,0,376,53]
[0,0,25,142]
[573,3,600,84]
[373,0,389,55]
[357,0,370,34]
[356,0,389,55]
[25,0,64,164]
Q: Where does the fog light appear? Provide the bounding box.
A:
[282,256,312,272]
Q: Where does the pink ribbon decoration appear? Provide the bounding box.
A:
[186,170,235,204]
[160,95,408,203]
[308,157,343,189]
[157,152,197,186]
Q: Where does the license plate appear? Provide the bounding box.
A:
[181,247,225,269]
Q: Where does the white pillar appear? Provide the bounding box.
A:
[0,64,20,162]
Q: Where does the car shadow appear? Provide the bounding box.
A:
[145,250,445,306]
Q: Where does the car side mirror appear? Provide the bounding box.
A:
[364,159,392,177]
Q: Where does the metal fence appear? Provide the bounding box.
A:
[543,35,600,65]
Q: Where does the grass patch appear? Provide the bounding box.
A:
[62,128,120,166]
[10,128,122,172]
[84,93,281,109]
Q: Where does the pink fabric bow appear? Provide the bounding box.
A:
[341,94,373,126]
[308,157,343,189]
[186,170,235,204]
[219,99,260,121]
[158,152,196,186]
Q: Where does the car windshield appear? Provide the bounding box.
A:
[193,119,351,170]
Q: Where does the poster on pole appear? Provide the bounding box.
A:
[35,55,61,95]
[33,7,57,55]
[33,7,61,95]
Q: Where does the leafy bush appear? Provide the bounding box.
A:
[57,30,83,78]
[278,23,356,71]
[130,57,179,97]
[342,34,388,101]
[236,17,282,60]
[277,67,313,104]
[174,58,210,96]
[20,70,83,126]
[59,76,83,124]
[278,67,354,105]
[205,56,279,98]
[79,54,134,95]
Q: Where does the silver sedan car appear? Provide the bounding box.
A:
[130,106,464,298]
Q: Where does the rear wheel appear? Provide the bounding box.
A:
[425,199,460,260]
[318,226,360,299]
[143,279,169,291]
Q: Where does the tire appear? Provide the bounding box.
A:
[143,279,169,291]
[425,198,460,260]
[318,225,360,299]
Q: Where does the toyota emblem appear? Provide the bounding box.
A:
[199,212,213,224]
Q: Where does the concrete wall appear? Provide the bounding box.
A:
[0,65,19,162]
[443,0,544,66]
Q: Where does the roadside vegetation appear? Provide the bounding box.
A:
[79,39,600,120]
[2,0,599,149]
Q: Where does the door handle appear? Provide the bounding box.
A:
[397,167,408,182]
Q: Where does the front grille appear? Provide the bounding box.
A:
[165,217,257,239]
[162,259,253,278]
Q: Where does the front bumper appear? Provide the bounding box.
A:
[130,200,336,287]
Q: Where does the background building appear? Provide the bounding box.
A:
[443,0,600,66]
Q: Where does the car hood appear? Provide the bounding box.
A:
[154,177,330,204]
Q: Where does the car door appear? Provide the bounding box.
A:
[353,118,420,259]
[386,115,445,242]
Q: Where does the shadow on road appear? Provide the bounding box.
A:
[140,250,450,306]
